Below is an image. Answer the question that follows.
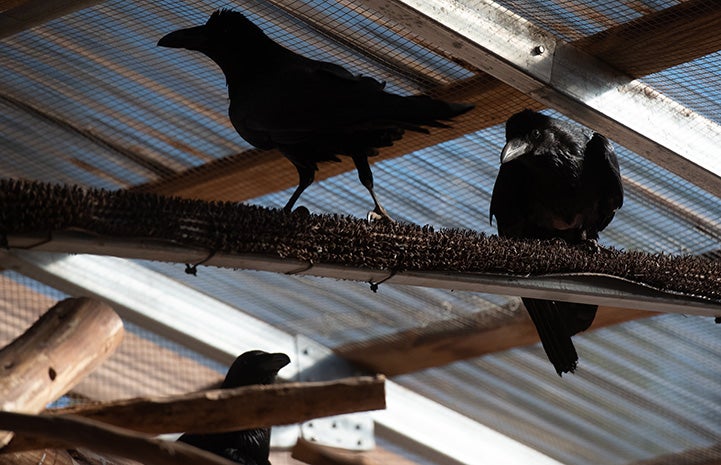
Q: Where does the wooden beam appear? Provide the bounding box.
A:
[0,0,103,39]
[575,0,721,78]
[0,297,124,447]
[336,304,658,376]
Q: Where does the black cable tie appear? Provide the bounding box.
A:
[369,271,396,293]
[285,261,314,275]
[185,250,217,276]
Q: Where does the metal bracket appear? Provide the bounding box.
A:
[295,335,375,451]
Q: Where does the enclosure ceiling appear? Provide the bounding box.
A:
[1,1,721,465]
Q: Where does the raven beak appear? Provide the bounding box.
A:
[158,25,208,50]
[500,138,531,164]
[258,352,291,373]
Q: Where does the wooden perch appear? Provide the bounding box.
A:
[0,411,240,465]
[0,297,124,447]
[5,375,386,453]
[292,437,378,465]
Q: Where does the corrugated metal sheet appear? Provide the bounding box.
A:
[1,0,720,464]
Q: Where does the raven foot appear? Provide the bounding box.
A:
[578,238,601,254]
[290,206,310,218]
[367,209,393,223]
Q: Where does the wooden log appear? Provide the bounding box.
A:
[0,411,239,465]
[0,274,225,401]
[0,297,124,447]
[5,375,386,453]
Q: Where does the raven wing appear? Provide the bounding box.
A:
[489,160,530,237]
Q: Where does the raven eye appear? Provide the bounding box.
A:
[530,129,541,140]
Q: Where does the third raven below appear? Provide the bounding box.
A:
[158,9,473,221]
[490,109,623,376]
[178,350,290,465]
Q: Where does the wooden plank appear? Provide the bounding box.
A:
[335,303,658,376]
[140,2,721,202]
[0,297,124,447]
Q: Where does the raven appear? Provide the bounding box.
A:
[158,9,473,221]
[178,350,291,465]
[490,109,623,375]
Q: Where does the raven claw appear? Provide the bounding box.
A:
[292,206,310,218]
[366,210,393,223]
[367,211,383,222]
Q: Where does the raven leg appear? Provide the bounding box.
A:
[284,164,315,213]
[352,155,392,222]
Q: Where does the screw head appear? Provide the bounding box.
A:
[533,45,546,55]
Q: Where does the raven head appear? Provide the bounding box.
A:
[158,9,266,54]
[221,350,291,388]
[500,109,552,164]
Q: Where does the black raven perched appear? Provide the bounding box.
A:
[178,350,291,465]
[158,9,473,221]
[490,109,623,375]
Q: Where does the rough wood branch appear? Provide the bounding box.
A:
[5,375,386,453]
[0,411,239,465]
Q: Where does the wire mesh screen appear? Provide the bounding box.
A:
[643,51,721,127]
[396,314,721,465]
[0,0,478,191]
[0,270,224,403]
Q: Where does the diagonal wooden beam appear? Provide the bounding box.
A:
[0,0,103,39]
[335,303,657,376]
[140,1,721,202]
[575,0,721,78]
